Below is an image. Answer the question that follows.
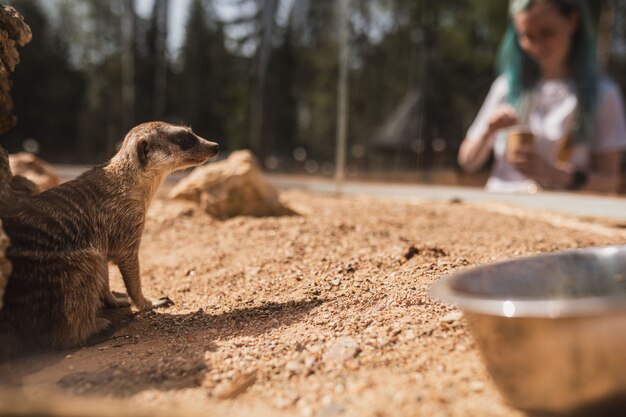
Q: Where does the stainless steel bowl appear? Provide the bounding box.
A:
[431,245,626,416]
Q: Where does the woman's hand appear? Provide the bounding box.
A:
[509,147,570,189]
[510,149,623,193]
[458,105,519,172]
[487,105,518,135]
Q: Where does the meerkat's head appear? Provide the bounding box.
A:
[120,122,219,175]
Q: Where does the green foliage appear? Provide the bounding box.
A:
[176,0,251,150]
[4,0,85,160]
[2,0,623,178]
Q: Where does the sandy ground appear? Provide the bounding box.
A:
[4,188,626,417]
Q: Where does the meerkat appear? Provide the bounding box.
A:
[0,122,219,352]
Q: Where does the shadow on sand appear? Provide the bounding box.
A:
[9,297,326,397]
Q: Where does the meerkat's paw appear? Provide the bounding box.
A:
[94,318,113,333]
[152,296,175,309]
[134,296,174,311]
[104,292,132,309]
[134,297,153,311]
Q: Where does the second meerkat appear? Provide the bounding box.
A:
[0,122,219,350]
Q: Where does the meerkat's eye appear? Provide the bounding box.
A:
[170,132,197,151]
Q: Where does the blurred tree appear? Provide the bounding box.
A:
[266,24,298,161]
[135,0,169,123]
[250,0,277,160]
[2,0,624,183]
[152,0,169,120]
[4,0,85,162]
[174,0,235,147]
[55,0,127,162]
[287,0,339,163]
[219,0,328,160]
[121,0,136,132]
[345,0,508,174]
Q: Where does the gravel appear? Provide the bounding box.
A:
[8,189,626,417]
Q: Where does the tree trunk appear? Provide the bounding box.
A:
[153,0,169,119]
[121,0,136,132]
[597,0,614,68]
[250,0,277,160]
[0,5,32,135]
[0,5,33,310]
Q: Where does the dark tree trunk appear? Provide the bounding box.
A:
[121,0,136,133]
[250,0,277,160]
[0,4,32,309]
[153,0,169,120]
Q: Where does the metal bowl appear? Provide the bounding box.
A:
[431,245,626,416]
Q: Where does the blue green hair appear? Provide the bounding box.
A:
[498,0,600,145]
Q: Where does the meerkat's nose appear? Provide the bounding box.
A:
[207,142,219,157]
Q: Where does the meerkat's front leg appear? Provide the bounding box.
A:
[117,254,172,310]
[100,264,131,308]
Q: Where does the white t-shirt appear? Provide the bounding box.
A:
[466,75,626,193]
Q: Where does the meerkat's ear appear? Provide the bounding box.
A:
[137,139,149,169]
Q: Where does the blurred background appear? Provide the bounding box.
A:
[2,0,626,188]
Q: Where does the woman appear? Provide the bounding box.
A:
[458,0,626,193]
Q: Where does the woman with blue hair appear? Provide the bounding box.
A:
[458,0,626,193]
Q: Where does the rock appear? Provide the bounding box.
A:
[213,369,257,399]
[440,311,463,323]
[469,381,485,393]
[440,311,463,324]
[402,244,419,262]
[169,150,296,219]
[9,152,60,191]
[323,337,360,365]
[0,221,10,311]
[317,402,345,417]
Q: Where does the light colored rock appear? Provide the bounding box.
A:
[169,150,296,219]
[323,337,360,365]
[9,152,59,191]
[0,220,11,311]
[440,311,464,324]
[317,402,345,417]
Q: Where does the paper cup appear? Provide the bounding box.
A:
[506,127,534,161]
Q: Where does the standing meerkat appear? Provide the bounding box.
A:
[0,122,219,351]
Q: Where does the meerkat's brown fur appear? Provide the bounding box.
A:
[0,122,219,353]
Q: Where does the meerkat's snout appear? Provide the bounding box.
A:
[199,139,220,159]
[183,135,219,166]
